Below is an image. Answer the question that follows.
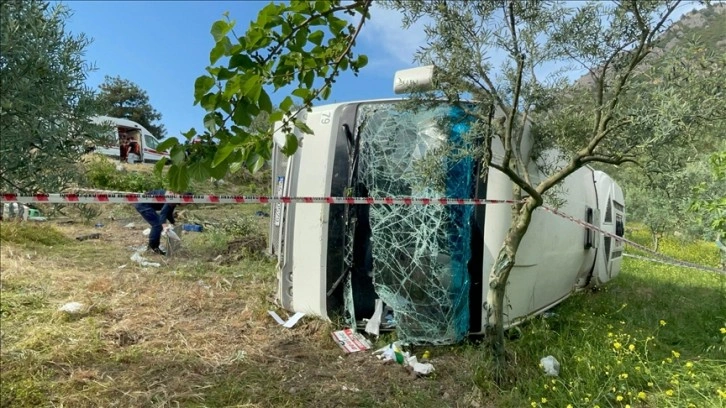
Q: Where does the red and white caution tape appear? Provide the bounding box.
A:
[0,193,522,206]
[623,253,724,273]
[540,206,725,275]
[2,192,720,275]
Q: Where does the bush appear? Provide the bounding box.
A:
[83,156,163,192]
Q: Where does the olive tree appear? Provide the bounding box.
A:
[0,0,104,193]
[392,0,725,370]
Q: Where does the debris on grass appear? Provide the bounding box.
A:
[365,299,384,336]
[268,310,306,328]
[58,301,84,314]
[540,355,560,376]
[331,328,372,353]
[130,251,160,268]
[124,222,135,229]
[76,233,101,241]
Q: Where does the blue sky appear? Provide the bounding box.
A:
[62,1,704,141]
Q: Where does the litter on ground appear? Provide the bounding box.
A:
[268,310,305,328]
[58,302,84,314]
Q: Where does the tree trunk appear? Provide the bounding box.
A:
[652,233,659,252]
[487,198,538,375]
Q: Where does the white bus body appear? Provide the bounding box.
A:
[268,99,625,343]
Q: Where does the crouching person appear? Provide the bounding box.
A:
[134,189,179,255]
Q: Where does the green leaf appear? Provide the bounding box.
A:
[308,30,324,46]
[208,155,231,179]
[294,119,313,135]
[303,70,315,88]
[246,153,266,173]
[229,54,255,70]
[269,110,284,123]
[314,1,330,13]
[167,164,189,192]
[156,137,178,153]
[211,20,231,43]
[292,88,309,99]
[328,17,348,34]
[280,96,294,112]
[194,76,216,104]
[242,74,262,99]
[210,40,226,64]
[154,157,168,177]
[216,68,235,81]
[321,85,331,100]
[355,54,368,69]
[182,128,197,141]
[232,100,253,127]
[212,142,236,167]
[187,160,211,181]
[281,133,299,156]
[170,144,186,166]
[203,112,219,133]
[200,93,219,111]
[259,89,273,113]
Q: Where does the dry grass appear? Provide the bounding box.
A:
[3,214,724,408]
[0,213,483,408]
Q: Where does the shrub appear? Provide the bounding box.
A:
[83,156,163,192]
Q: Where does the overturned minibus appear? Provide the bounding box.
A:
[268,71,625,345]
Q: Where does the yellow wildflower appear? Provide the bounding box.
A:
[671,379,679,385]
[720,327,726,334]
[660,320,667,326]
[616,395,624,401]
[625,405,631,408]
[647,382,654,387]
[566,405,573,408]
[665,389,674,397]
[717,389,726,398]
[531,402,537,408]
[638,391,647,400]
[613,341,622,350]
[685,362,693,368]
[541,397,548,403]
[619,373,629,379]
[608,332,613,337]
[628,344,635,351]
[672,350,681,358]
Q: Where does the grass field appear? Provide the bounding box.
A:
[1,194,724,407]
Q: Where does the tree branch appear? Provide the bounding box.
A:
[580,154,640,166]
[490,162,541,204]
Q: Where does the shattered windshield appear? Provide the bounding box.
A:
[346,102,478,344]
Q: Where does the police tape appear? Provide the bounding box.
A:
[540,206,725,275]
[0,193,522,206]
[2,192,722,275]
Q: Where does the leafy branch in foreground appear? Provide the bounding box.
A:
[157,0,372,191]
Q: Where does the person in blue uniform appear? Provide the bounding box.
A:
[134,189,179,255]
